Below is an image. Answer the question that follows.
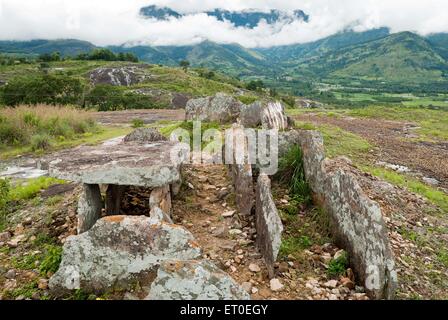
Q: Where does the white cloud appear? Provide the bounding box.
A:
[0,0,447,48]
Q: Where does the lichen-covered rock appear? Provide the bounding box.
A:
[171,93,190,109]
[278,130,302,158]
[185,93,243,124]
[262,102,291,130]
[296,130,397,300]
[49,216,202,296]
[48,141,188,187]
[146,260,250,300]
[255,174,283,278]
[123,128,167,143]
[150,185,173,223]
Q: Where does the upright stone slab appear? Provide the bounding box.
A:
[296,130,397,300]
[149,185,173,223]
[255,174,284,278]
[105,185,126,216]
[77,184,102,234]
[227,125,255,216]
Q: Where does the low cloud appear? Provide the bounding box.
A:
[0,0,448,48]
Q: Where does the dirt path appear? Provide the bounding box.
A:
[93,109,185,125]
[294,114,448,190]
[171,164,369,300]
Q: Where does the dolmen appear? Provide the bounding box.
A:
[48,128,188,233]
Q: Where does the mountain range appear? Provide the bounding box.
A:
[139,5,309,28]
[1,28,448,91]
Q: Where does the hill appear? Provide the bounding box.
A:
[0,39,96,57]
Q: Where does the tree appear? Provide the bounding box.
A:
[179,60,190,71]
[246,80,265,91]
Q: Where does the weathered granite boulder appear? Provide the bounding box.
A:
[185,93,243,124]
[49,216,202,296]
[146,260,250,300]
[262,102,291,130]
[239,102,263,128]
[296,130,397,299]
[255,174,284,278]
[89,66,149,86]
[123,128,167,143]
[171,93,190,109]
[239,101,292,130]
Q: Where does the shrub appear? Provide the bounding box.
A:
[30,134,52,151]
[131,119,144,128]
[39,245,63,276]
[1,75,84,106]
[0,178,10,230]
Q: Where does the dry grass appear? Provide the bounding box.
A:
[0,104,97,150]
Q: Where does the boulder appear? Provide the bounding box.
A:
[185,93,243,124]
[262,102,291,130]
[146,260,250,300]
[123,128,167,143]
[255,174,284,278]
[77,184,103,234]
[296,130,397,299]
[49,216,202,296]
[171,93,190,109]
[239,102,263,127]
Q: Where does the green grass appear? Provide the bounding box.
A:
[277,145,312,205]
[0,125,132,159]
[9,177,66,202]
[279,235,313,257]
[39,245,63,276]
[327,251,349,278]
[362,165,448,214]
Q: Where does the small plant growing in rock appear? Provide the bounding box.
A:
[131,118,144,128]
[39,245,63,276]
[0,178,10,231]
[327,251,348,278]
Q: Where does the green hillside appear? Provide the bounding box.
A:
[0,39,96,57]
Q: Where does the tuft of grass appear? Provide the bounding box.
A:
[30,133,52,151]
[327,251,348,278]
[277,145,312,205]
[131,118,144,128]
[237,95,259,105]
[279,235,313,258]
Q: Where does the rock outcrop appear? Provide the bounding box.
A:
[255,174,284,278]
[185,93,243,124]
[123,128,167,143]
[147,260,250,300]
[89,66,149,86]
[296,130,398,300]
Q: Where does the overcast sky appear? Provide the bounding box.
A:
[0,0,447,47]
